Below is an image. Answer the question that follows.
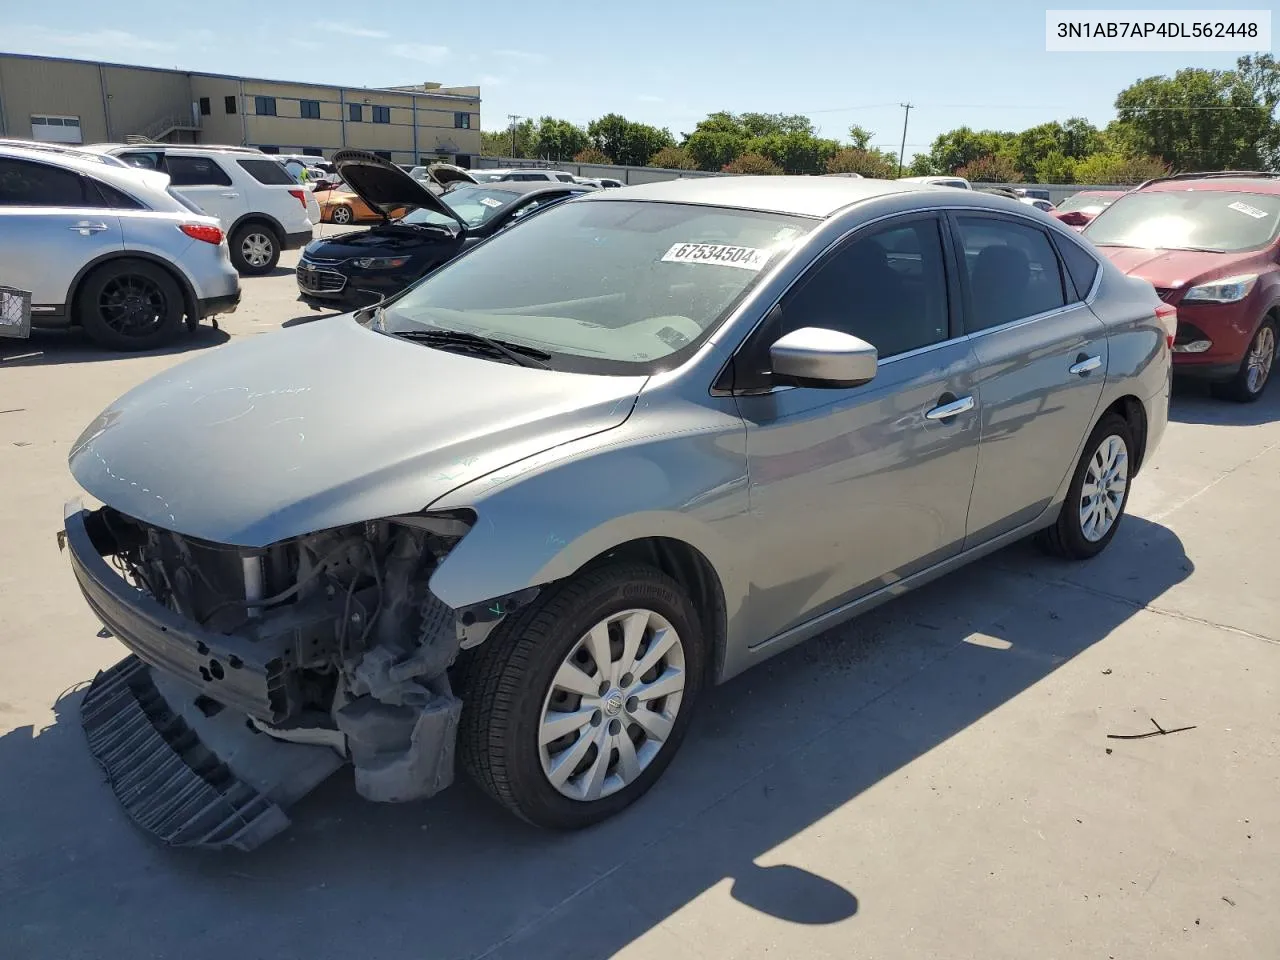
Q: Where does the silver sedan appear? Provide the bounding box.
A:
[62,175,1172,847]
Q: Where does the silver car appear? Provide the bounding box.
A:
[62,176,1172,848]
[0,142,240,350]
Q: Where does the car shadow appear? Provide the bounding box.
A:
[242,266,296,279]
[0,325,231,367]
[1168,377,1280,425]
[0,516,1192,960]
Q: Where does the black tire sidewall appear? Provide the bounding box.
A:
[478,567,706,828]
[230,223,280,275]
[1056,414,1135,559]
[76,259,185,351]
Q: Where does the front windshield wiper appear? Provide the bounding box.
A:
[391,327,551,369]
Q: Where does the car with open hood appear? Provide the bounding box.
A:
[296,151,594,311]
[409,162,478,195]
[1083,172,1280,402]
[63,175,1171,849]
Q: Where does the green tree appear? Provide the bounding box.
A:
[1034,150,1077,184]
[846,124,875,151]
[738,112,815,138]
[1072,153,1170,185]
[587,113,674,166]
[481,118,535,158]
[650,146,697,169]
[924,127,1017,174]
[574,146,613,165]
[955,154,1023,183]
[1114,61,1277,170]
[533,117,588,161]
[723,152,783,175]
[827,147,896,178]
[748,131,841,175]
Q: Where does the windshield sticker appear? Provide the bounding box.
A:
[661,242,769,270]
[479,196,502,208]
[1228,200,1268,219]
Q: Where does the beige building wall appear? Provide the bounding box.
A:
[101,65,191,140]
[189,75,243,146]
[0,56,108,142]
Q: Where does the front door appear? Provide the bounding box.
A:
[0,156,123,311]
[948,212,1108,544]
[732,214,982,646]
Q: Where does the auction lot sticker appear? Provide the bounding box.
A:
[661,242,769,270]
[1045,10,1271,52]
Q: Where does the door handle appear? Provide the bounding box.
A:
[1069,355,1102,376]
[69,221,109,235]
[220,192,240,198]
[925,395,975,421]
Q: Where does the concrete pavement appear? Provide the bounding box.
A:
[1,255,1276,959]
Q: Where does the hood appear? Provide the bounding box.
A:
[1093,245,1244,289]
[304,227,449,259]
[69,316,644,547]
[426,163,477,188]
[333,149,466,229]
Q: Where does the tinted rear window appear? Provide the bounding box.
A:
[238,158,299,185]
[1055,238,1100,300]
[166,155,233,187]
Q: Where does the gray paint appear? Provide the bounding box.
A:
[69,176,1169,687]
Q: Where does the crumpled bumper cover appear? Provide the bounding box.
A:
[63,506,290,725]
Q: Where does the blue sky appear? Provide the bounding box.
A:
[4,0,1253,159]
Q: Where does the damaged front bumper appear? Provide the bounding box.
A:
[63,503,475,851]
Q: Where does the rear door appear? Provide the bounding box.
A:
[949,211,1108,545]
[0,156,123,313]
[163,154,246,227]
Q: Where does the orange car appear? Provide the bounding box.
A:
[315,188,406,225]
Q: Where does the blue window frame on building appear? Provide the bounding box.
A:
[300,99,321,119]
[372,105,391,124]
[255,96,277,116]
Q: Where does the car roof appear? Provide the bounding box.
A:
[0,141,136,174]
[579,175,933,218]
[460,181,593,196]
[1141,176,1280,195]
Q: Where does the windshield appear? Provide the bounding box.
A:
[1058,192,1118,214]
[1085,190,1280,252]
[380,199,814,374]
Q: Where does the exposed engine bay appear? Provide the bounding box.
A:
[63,503,536,849]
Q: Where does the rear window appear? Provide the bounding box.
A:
[238,158,299,185]
[1054,237,1101,300]
[1086,190,1280,253]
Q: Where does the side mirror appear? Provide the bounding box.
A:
[769,327,878,389]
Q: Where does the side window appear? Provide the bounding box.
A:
[300,99,321,120]
[780,218,952,359]
[119,151,164,171]
[87,179,144,209]
[955,215,1066,332]
[224,95,238,114]
[238,158,299,185]
[0,158,88,206]
[199,97,211,116]
[166,155,234,187]
[255,96,277,116]
[349,103,363,122]
[1054,237,1101,302]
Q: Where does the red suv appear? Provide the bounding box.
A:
[1084,173,1280,402]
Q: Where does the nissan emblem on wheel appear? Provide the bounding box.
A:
[62,175,1171,849]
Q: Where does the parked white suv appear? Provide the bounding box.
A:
[470,168,578,184]
[85,144,317,274]
[0,142,240,350]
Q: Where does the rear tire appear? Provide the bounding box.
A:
[1210,318,1276,404]
[230,222,280,275]
[330,205,353,225]
[1037,413,1134,560]
[456,563,706,829]
[76,259,185,351]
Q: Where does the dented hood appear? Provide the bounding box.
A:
[69,316,644,547]
[333,149,465,227]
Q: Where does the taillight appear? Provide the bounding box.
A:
[180,223,223,245]
[288,189,307,208]
[1155,302,1178,350]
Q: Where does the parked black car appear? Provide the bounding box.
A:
[297,151,595,311]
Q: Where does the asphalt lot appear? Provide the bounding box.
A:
[1,248,1278,960]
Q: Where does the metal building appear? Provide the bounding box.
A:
[0,52,482,167]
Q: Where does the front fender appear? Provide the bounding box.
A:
[425,398,752,629]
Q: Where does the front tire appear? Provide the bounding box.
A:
[1038,413,1134,560]
[1211,318,1275,404]
[76,259,185,351]
[230,223,280,275]
[457,563,706,829]
[330,204,353,225]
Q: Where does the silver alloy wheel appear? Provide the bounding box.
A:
[240,232,274,267]
[538,608,686,802]
[1246,324,1275,395]
[1079,433,1128,542]
[332,206,352,224]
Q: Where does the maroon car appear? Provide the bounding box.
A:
[1083,173,1280,402]
[1054,189,1126,230]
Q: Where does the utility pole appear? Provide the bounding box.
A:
[507,114,524,159]
[897,103,913,178]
